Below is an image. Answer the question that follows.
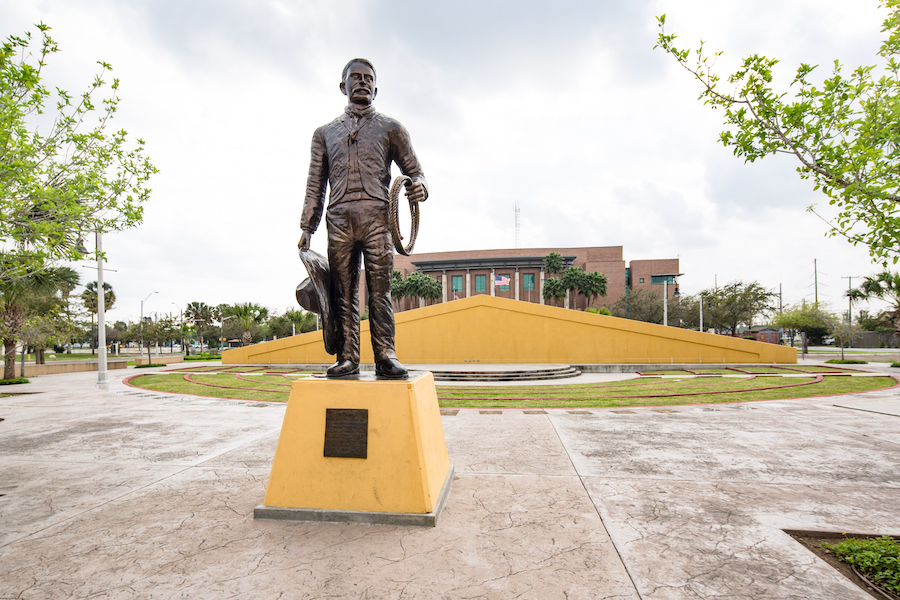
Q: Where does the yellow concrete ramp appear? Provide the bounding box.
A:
[223,295,796,365]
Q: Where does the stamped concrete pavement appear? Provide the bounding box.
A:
[0,366,898,599]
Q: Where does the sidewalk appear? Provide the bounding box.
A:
[1,366,898,599]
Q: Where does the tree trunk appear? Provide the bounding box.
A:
[4,339,17,380]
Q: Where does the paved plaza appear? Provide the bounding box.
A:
[1,363,899,599]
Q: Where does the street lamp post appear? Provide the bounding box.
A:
[95,232,108,390]
[654,273,684,327]
[172,302,183,355]
[141,292,158,366]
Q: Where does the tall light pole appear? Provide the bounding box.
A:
[96,232,108,389]
[141,292,158,365]
[172,302,183,355]
[655,272,685,327]
[77,233,110,389]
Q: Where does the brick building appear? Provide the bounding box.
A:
[373,246,680,313]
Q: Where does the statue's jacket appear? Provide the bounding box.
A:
[301,107,427,233]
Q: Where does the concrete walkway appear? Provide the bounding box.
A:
[1,366,899,599]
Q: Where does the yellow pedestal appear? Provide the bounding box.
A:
[255,371,453,526]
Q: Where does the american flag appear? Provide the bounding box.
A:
[494,275,510,286]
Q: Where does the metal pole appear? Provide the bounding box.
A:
[663,279,668,327]
[141,292,157,366]
[699,294,703,333]
[96,231,108,390]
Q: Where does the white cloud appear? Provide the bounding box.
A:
[1,0,892,323]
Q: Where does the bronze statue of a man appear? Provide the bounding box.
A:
[299,58,428,379]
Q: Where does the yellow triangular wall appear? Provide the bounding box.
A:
[223,295,797,365]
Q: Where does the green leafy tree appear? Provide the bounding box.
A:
[0,24,156,278]
[773,303,837,352]
[655,3,900,264]
[611,287,664,324]
[541,277,566,307]
[856,309,892,333]
[0,265,78,378]
[703,281,775,336]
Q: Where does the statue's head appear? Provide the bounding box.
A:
[340,58,377,106]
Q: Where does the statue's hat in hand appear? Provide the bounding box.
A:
[296,249,338,355]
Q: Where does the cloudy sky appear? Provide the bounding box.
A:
[2,0,892,322]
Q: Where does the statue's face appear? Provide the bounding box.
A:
[340,62,376,105]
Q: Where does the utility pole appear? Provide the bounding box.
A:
[814,259,818,304]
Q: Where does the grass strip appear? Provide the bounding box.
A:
[184,373,289,392]
[438,376,811,402]
[129,374,289,402]
[437,376,758,399]
[437,375,894,408]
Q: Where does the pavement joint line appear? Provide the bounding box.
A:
[544,408,645,599]
[0,463,196,551]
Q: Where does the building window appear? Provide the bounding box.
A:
[452,275,463,293]
[523,273,535,291]
[639,278,644,283]
[498,274,510,291]
[474,274,486,292]
[625,267,631,288]
[651,275,675,285]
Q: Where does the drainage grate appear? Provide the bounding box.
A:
[694,407,719,412]
[439,409,459,416]
[652,409,676,414]
[567,410,592,415]
[523,410,546,415]
[250,403,271,408]
[611,410,635,414]
[479,410,502,414]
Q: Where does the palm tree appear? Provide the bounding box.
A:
[224,302,269,346]
[543,252,564,276]
[848,271,900,358]
[80,281,116,351]
[403,272,442,307]
[542,277,566,307]
[391,270,408,310]
[185,301,214,351]
[0,266,80,379]
[581,271,609,309]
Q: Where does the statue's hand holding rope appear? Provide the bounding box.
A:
[404,179,427,203]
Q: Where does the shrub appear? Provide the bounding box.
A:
[825,359,868,364]
[0,377,29,385]
[823,536,900,593]
[585,307,611,315]
[134,363,167,369]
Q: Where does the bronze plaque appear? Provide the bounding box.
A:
[324,408,368,458]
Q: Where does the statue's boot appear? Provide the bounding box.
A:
[327,359,359,377]
[375,357,407,379]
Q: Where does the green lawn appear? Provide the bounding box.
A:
[127,371,896,408]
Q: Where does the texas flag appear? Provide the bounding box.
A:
[494,275,510,287]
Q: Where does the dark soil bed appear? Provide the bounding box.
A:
[789,532,900,599]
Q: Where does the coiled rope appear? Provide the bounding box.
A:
[389,175,419,255]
